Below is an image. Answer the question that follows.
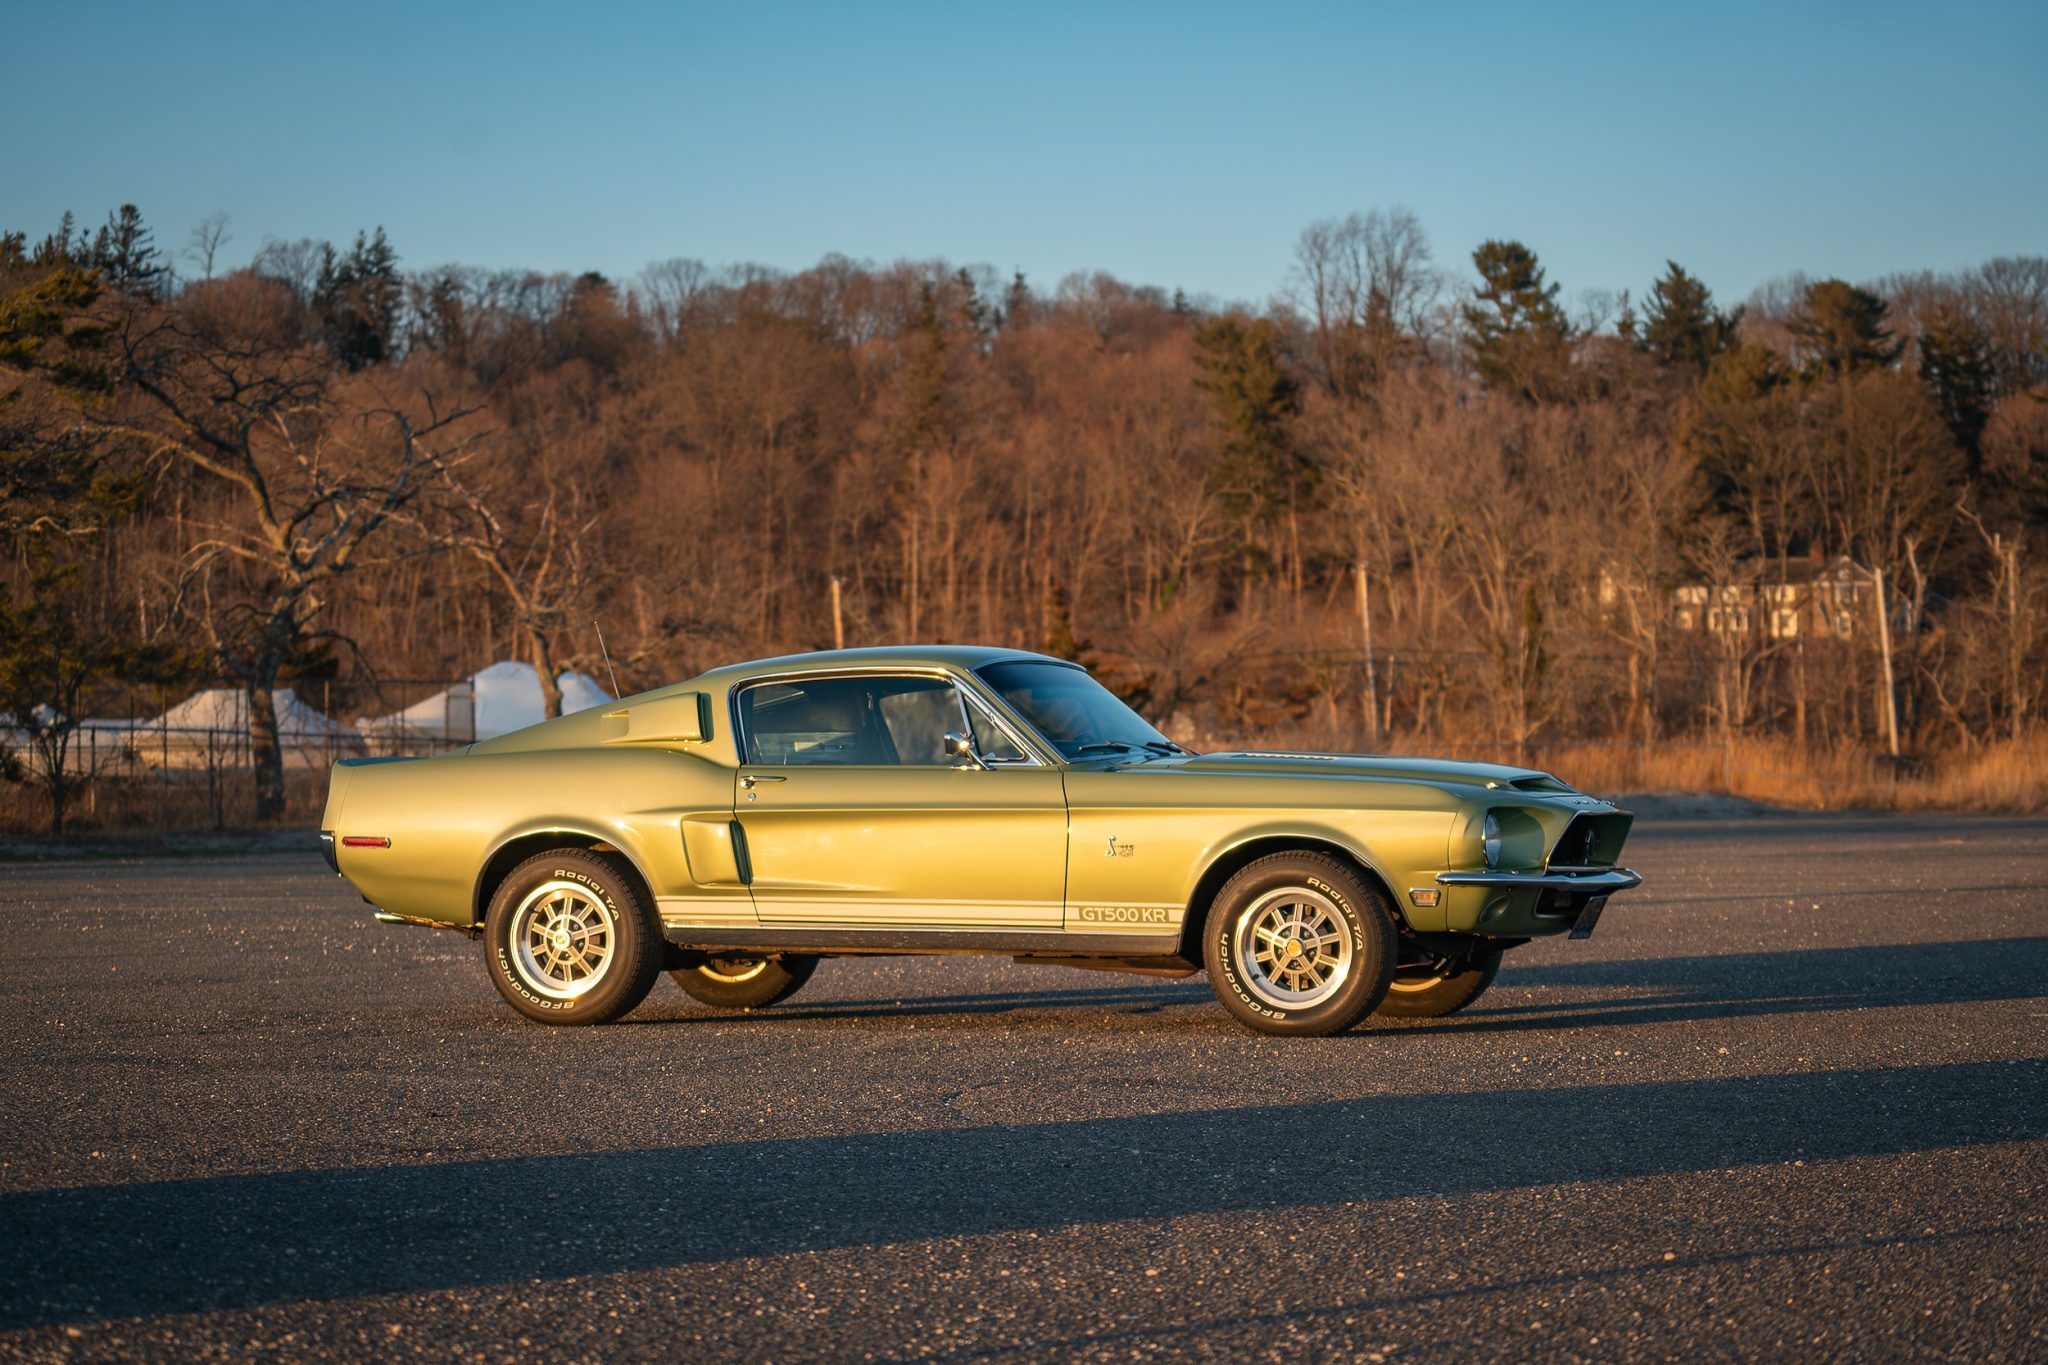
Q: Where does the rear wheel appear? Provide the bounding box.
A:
[670,954,818,1010]
[483,849,665,1025]
[1376,943,1502,1018]
[1203,852,1395,1036]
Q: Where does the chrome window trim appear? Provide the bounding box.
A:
[958,688,1039,767]
[730,666,1055,768]
[970,659,1166,764]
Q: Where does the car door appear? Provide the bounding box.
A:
[733,672,1068,927]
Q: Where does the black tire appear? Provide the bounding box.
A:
[670,954,819,1010]
[483,848,665,1025]
[1203,851,1396,1036]
[1376,943,1502,1019]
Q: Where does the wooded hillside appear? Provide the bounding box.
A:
[4,205,2044,829]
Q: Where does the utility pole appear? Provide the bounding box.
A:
[1354,562,1379,747]
[1872,563,1900,758]
[829,575,845,652]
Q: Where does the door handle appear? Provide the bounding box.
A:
[740,774,788,789]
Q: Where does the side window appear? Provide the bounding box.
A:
[874,682,957,765]
[740,675,959,766]
[966,698,1027,764]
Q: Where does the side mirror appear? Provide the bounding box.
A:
[944,732,987,770]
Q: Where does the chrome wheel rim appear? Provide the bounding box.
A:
[510,880,616,1000]
[700,956,769,984]
[1234,887,1353,1009]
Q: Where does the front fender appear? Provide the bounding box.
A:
[1191,812,1459,932]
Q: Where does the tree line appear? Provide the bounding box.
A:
[2,203,2043,830]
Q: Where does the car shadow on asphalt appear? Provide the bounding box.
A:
[624,936,2048,1033]
[627,981,1208,1025]
[2,1057,2041,1329]
[1427,934,2048,1035]
[923,1222,2031,1363]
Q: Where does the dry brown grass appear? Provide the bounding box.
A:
[0,769,329,839]
[1457,735,2045,813]
[1192,719,2047,815]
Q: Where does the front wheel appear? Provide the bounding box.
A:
[483,849,665,1025]
[1203,852,1395,1036]
[670,954,818,1010]
[1376,944,1502,1018]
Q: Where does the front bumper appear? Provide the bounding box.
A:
[1436,867,1642,894]
[1431,865,1642,938]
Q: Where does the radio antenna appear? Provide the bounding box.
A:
[593,620,621,698]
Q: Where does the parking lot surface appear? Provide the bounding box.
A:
[1,813,2043,1361]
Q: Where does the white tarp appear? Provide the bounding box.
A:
[1,711,150,776]
[355,660,612,751]
[126,687,364,770]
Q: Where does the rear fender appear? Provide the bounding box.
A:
[472,823,662,930]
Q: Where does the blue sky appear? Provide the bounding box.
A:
[5,1,2043,309]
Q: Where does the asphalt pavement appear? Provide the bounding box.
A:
[1,812,2043,1361]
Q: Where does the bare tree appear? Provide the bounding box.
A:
[1970,256,2048,388]
[1802,370,1965,740]
[249,237,327,305]
[184,212,233,281]
[415,463,601,719]
[99,281,485,816]
[1287,208,1438,396]
[632,256,715,345]
[1683,517,1790,785]
[1959,505,2042,742]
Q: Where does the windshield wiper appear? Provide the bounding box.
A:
[1075,741,1134,754]
[1142,740,1188,756]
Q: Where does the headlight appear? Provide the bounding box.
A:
[1482,812,1502,868]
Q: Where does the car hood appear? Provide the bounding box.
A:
[1141,749,1576,795]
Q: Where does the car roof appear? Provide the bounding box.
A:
[680,645,1073,693]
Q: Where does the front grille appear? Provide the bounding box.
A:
[1550,814,1621,869]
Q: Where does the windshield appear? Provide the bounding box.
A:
[977,661,1177,761]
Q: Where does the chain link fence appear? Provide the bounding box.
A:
[1,678,477,836]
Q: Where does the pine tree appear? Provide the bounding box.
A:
[1,229,132,537]
[0,551,187,834]
[1462,240,1572,400]
[895,285,951,453]
[90,205,166,298]
[1917,308,1995,470]
[1788,279,1899,379]
[1640,262,1739,374]
[1696,341,1787,408]
[1359,283,1404,381]
[1002,271,1031,329]
[953,267,988,334]
[35,213,81,267]
[1041,581,1091,663]
[315,227,403,370]
[1193,316,1302,520]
